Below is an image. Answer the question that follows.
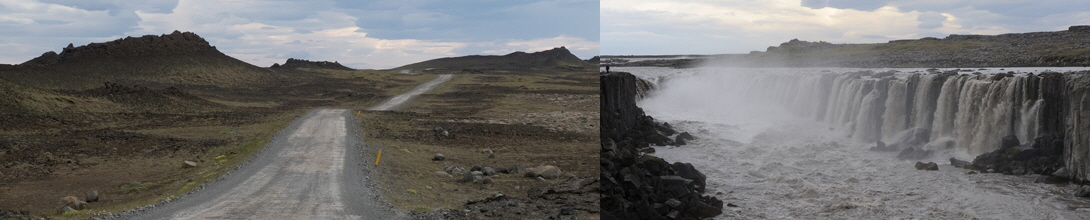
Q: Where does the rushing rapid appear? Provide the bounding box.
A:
[621,66,1090,219]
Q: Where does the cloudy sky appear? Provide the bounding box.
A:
[0,0,599,69]
[603,0,1090,55]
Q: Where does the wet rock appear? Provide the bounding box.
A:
[482,167,496,176]
[433,153,445,161]
[674,136,687,145]
[86,190,99,203]
[1035,175,1066,184]
[646,133,673,146]
[898,147,932,160]
[949,158,972,168]
[915,161,938,171]
[1076,185,1090,197]
[1001,135,1020,150]
[677,132,694,141]
[1054,167,1070,177]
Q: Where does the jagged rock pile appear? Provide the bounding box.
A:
[600,71,723,220]
[22,30,215,66]
[272,58,354,71]
[964,135,1065,176]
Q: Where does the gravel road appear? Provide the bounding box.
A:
[368,74,453,111]
[121,75,453,219]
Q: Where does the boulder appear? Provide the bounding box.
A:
[677,132,695,141]
[949,158,972,168]
[1076,185,1090,197]
[471,165,483,172]
[62,206,75,213]
[462,170,475,183]
[86,190,99,203]
[482,167,496,176]
[672,162,707,193]
[526,165,562,179]
[506,165,522,174]
[482,178,493,184]
[433,153,446,161]
[915,161,938,171]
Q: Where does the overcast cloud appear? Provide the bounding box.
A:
[0,0,599,69]
[602,0,1090,55]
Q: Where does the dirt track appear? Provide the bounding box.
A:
[123,75,452,219]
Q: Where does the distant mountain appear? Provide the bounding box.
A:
[271,58,354,71]
[586,56,600,64]
[1,31,274,89]
[393,46,591,71]
[704,25,1090,68]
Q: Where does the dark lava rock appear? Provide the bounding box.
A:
[471,165,483,172]
[966,135,1065,176]
[86,190,99,202]
[482,167,496,176]
[433,153,446,161]
[915,161,938,171]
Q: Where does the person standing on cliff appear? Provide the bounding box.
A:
[606,65,610,73]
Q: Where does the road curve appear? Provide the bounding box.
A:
[367,74,454,111]
[122,74,456,219]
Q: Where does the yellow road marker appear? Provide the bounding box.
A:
[375,150,383,165]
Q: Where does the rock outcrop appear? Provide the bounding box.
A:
[271,58,354,71]
[600,71,723,220]
[394,46,591,70]
[21,30,216,66]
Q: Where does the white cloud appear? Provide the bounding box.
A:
[602,0,1082,55]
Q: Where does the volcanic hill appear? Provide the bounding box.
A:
[393,46,591,71]
[1,30,274,90]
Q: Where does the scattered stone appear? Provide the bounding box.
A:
[183,160,198,168]
[525,165,562,179]
[61,195,88,210]
[62,206,75,212]
[86,190,99,203]
[488,153,495,159]
[436,171,454,178]
[471,171,484,176]
[481,149,494,154]
[433,153,446,161]
[536,177,546,181]
[471,165,483,172]
[483,178,493,184]
[462,170,474,183]
[915,161,939,171]
[482,167,496,176]
[665,198,682,207]
[506,165,522,174]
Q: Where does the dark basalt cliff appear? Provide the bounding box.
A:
[600,72,724,220]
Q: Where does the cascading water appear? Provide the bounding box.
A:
[621,66,1090,219]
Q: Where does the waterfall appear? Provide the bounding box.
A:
[721,70,1047,157]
